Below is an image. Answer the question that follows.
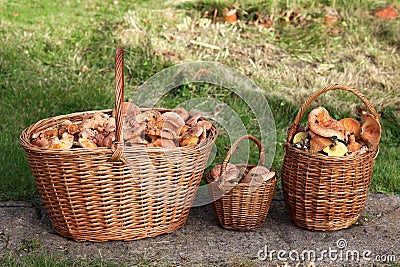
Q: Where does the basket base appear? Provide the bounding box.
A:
[52,212,189,242]
[290,215,361,231]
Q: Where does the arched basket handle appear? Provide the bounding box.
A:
[109,46,127,164]
[286,84,379,143]
[220,135,266,175]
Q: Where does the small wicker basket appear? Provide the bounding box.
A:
[20,47,218,242]
[282,84,380,231]
[205,135,277,231]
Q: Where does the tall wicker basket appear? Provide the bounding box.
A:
[205,135,277,231]
[282,84,380,231]
[20,47,218,242]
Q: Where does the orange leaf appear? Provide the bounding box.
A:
[374,6,398,19]
[224,9,237,23]
[324,15,338,25]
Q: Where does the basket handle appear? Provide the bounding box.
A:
[287,84,379,143]
[109,46,127,164]
[220,135,266,175]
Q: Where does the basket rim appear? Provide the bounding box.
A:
[205,164,278,187]
[20,107,218,154]
[284,142,379,162]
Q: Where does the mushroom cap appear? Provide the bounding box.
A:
[210,163,240,182]
[240,166,274,184]
[145,127,176,140]
[196,120,213,131]
[308,107,345,140]
[31,138,50,148]
[172,108,190,121]
[105,117,116,132]
[78,137,97,148]
[184,125,204,137]
[157,112,185,133]
[80,129,97,139]
[360,112,381,150]
[67,123,80,135]
[82,112,109,131]
[124,123,147,141]
[41,129,58,140]
[347,134,362,153]
[179,125,190,136]
[322,141,348,156]
[135,110,160,124]
[185,113,202,126]
[340,118,361,140]
[309,135,335,154]
[292,131,308,144]
[49,136,74,150]
[112,102,141,119]
[179,135,199,147]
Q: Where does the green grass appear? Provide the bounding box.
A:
[0,0,399,202]
[0,251,160,267]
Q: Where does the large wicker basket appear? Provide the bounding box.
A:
[282,84,380,231]
[20,47,218,242]
[205,135,277,231]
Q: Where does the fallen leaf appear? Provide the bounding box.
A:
[324,15,338,25]
[154,49,177,57]
[224,9,237,23]
[374,6,398,19]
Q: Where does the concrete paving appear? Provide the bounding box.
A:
[0,193,399,266]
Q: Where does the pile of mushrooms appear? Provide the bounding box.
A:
[30,112,116,150]
[30,103,212,150]
[119,103,212,148]
[210,163,276,191]
[291,106,381,156]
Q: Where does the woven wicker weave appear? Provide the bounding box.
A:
[282,84,379,231]
[205,135,277,231]
[20,47,218,242]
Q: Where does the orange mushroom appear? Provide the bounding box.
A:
[309,134,335,154]
[78,137,97,148]
[347,134,362,153]
[49,133,74,150]
[185,113,202,126]
[360,112,381,150]
[240,166,275,185]
[180,135,199,147]
[308,107,345,141]
[340,118,361,141]
[172,108,190,122]
[156,111,185,134]
[210,163,241,184]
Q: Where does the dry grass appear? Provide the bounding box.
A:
[120,0,400,115]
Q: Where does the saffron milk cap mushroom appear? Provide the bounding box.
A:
[309,134,335,154]
[210,163,241,184]
[172,108,190,122]
[360,111,381,150]
[240,166,275,185]
[340,118,361,140]
[347,134,362,153]
[308,107,345,141]
[156,112,185,134]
